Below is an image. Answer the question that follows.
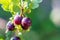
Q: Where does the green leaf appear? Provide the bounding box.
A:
[32,0,43,3]
[0,0,11,11]
[38,0,43,3]
[29,3,39,9]
[32,3,39,9]
[9,3,13,12]
[28,0,42,9]
[13,5,20,13]
[0,0,11,5]
[1,5,9,11]
[12,0,20,5]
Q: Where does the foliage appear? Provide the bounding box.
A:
[0,0,42,13]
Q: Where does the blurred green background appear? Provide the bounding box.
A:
[0,0,60,40]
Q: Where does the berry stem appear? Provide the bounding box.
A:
[20,0,25,17]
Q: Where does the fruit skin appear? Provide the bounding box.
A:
[11,36,21,40]
[14,15,23,25]
[21,17,31,30]
[7,21,15,31]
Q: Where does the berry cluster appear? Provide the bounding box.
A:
[6,13,31,40]
[0,0,42,40]
[14,14,31,30]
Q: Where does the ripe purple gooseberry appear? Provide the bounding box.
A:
[7,21,15,31]
[14,14,23,25]
[11,36,21,40]
[21,17,31,30]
